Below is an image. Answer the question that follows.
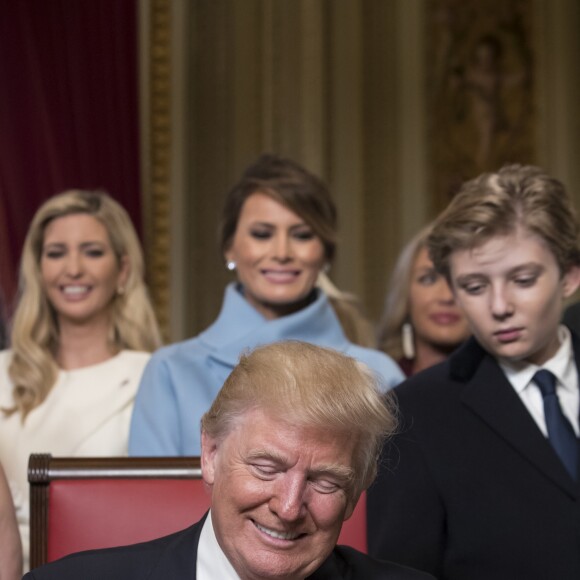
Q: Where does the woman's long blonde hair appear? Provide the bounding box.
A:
[7,190,162,419]
[378,225,432,360]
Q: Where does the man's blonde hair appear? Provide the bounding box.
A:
[201,341,396,499]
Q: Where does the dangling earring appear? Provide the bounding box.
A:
[402,322,415,360]
[226,261,236,272]
[323,262,331,274]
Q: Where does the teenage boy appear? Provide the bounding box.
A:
[368,164,580,580]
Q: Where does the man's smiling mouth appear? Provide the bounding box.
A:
[254,521,302,541]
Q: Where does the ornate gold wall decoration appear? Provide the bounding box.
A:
[145,0,171,340]
[427,0,536,210]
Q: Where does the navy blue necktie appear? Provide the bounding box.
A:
[533,369,578,480]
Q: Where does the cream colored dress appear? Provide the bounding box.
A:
[0,349,150,570]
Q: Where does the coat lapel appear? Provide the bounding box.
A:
[308,548,347,579]
[456,341,577,498]
[570,332,580,491]
[148,517,204,579]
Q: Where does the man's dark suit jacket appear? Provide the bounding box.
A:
[367,337,580,580]
[24,513,434,579]
[564,301,580,337]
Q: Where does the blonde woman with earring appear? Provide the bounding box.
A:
[0,190,161,569]
[378,225,469,376]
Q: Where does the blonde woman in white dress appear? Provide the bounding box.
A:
[0,191,161,569]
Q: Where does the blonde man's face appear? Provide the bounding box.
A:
[201,408,357,579]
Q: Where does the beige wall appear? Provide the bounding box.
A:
[139,0,580,341]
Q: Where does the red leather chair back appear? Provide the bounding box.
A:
[339,490,367,553]
[47,477,209,563]
[28,454,208,568]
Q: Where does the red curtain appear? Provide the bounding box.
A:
[0,0,141,315]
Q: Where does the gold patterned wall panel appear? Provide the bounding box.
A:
[534,0,580,208]
[142,0,172,341]
[426,0,536,211]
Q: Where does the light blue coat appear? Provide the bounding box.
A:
[129,284,404,456]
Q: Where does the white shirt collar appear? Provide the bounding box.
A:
[197,510,240,580]
[499,325,576,394]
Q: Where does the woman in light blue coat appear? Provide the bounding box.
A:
[129,154,404,455]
